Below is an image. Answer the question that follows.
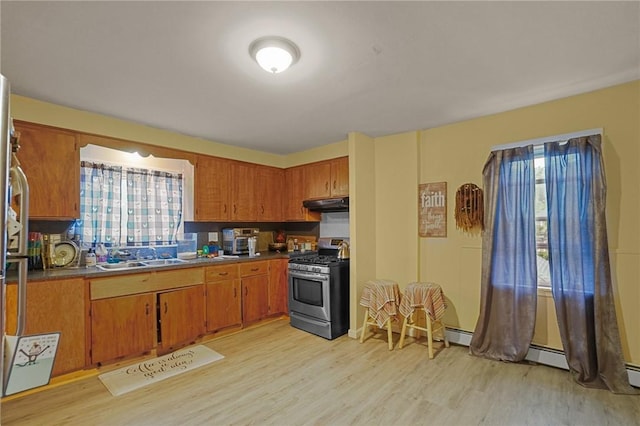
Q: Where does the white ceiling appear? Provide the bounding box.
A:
[1,1,639,155]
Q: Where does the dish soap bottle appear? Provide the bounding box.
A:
[85,248,97,268]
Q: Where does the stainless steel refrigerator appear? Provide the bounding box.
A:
[1,73,60,396]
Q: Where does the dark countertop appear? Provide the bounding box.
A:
[5,251,294,284]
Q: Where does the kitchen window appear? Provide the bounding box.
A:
[77,145,194,247]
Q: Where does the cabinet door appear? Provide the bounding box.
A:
[194,155,230,221]
[284,166,320,222]
[303,161,332,200]
[205,279,242,332]
[330,157,349,196]
[5,278,86,377]
[90,293,155,365]
[231,161,256,221]
[158,285,204,353]
[268,259,289,316]
[14,121,79,219]
[242,275,269,324]
[256,165,284,221]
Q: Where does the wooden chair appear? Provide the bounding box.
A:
[398,282,450,358]
[359,279,401,350]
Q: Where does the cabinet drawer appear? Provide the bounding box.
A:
[239,260,269,277]
[205,264,239,282]
[90,268,204,300]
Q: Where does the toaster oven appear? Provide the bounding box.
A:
[222,228,259,255]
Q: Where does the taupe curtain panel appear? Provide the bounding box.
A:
[471,135,637,394]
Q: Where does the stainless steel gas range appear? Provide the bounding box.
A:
[288,237,350,340]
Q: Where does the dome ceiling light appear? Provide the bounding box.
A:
[249,36,300,74]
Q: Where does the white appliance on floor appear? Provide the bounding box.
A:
[1,74,60,396]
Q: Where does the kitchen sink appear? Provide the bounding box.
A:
[96,261,147,271]
[142,258,188,266]
[95,258,189,271]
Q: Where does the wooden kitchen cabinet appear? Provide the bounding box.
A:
[204,264,242,333]
[89,268,204,364]
[90,292,156,365]
[239,261,269,325]
[157,285,205,354]
[330,156,349,196]
[268,258,289,316]
[255,165,284,221]
[284,166,320,222]
[302,156,349,200]
[5,278,86,377]
[195,155,231,221]
[304,161,332,200]
[231,161,256,221]
[13,121,80,219]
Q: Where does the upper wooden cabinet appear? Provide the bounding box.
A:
[196,157,285,222]
[256,165,284,222]
[13,121,80,219]
[284,166,320,222]
[302,156,349,200]
[330,156,349,197]
[194,155,231,221]
[231,161,257,221]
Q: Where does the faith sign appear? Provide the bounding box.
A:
[419,182,447,237]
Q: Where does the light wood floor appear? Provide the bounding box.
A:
[2,319,639,425]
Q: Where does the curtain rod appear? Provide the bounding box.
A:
[490,128,603,152]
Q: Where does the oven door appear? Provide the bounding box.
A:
[288,268,331,322]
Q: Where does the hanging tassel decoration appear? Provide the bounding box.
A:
[455,183,484,235]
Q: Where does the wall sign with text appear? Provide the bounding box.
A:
[419,182,447,237]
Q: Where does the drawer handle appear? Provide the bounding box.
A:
[218,272,229,276]
[325,182,329,190]
[145,303,150,315]
[333,180,337,189]
[234,288,237,298]
[251,267,259,271]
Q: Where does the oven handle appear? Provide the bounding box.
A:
[288,269,330,282]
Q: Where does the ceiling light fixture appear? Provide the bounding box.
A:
[249,36,300,74]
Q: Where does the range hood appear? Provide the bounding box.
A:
[303,196,349,212]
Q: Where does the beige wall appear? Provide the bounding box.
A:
[10,95,287,167]
[374,131,420,286]
[11,94,351,168]
[416,80,639,365]
[348,131,377,333]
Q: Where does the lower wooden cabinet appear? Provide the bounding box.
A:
[268,259,289,316]
[5,278,86,377]
[90,293,155,365]
[239,261,270,325]
[205,264,242,333]
[242,275,269,324]
[157,286,205,354]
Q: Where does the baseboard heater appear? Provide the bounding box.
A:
[445,328,640,388]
